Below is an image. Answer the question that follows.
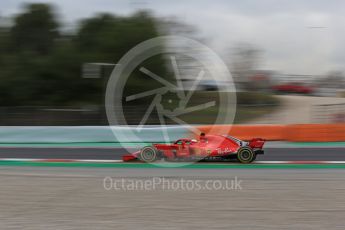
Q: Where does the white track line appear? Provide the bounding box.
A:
[255,161,345,164]
[1,158,345,164]
[0,158,123,163]
[0,158,43,162]
[76,159,123,163]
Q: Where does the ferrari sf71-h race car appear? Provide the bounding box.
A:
[123,134,265,163]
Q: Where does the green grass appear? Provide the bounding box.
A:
[234,105,278,123]
[176,91,280,124]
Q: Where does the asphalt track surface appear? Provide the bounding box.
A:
[1,167,345,229]
[0,147,344,161]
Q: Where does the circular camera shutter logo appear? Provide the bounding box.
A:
[105,36,236,167]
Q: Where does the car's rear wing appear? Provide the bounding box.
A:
[248,138,265,149]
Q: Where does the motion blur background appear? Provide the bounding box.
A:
[0,0,344,126]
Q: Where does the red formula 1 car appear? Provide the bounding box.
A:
[122,134,265,163]
[272,82,314,95]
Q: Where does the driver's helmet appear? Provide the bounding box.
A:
[200,133,207,143]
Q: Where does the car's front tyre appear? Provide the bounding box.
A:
[139,146,159,162]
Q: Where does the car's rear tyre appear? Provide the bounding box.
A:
[237,147,255,164]
[139,146,159,162]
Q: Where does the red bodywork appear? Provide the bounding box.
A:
[272,83,314,94]
[122,134,265,162]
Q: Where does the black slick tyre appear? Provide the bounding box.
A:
[139,146,159,162]
[237,147,255,164]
